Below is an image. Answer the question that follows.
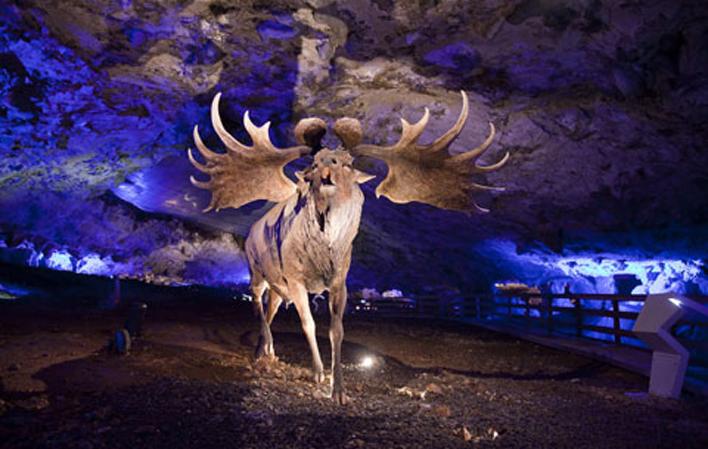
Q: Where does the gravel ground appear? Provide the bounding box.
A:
[1,298,707,449]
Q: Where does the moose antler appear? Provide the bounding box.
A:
[188,93,315,212]
[350,91,509,213]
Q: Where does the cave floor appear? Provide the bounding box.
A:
[1,298,707,449]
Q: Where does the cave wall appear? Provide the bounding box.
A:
[1,0,706,295]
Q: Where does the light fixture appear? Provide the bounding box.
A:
[633,293,708,398]
[668,297,682,308]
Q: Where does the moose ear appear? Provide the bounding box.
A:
[355,170,376,184]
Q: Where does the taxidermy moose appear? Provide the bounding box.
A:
[187,91,508,404]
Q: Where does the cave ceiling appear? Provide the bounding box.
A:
[1,0,706,293]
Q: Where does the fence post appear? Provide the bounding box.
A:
[612,299,621,345]
[574,296,582,338]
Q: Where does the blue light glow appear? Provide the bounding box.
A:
[76,254,113,276]
[0,236,250,288]
[480,239,706,296]
[47,250,74,272]
[0,282,34,300]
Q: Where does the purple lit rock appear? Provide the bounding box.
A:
[422,42,481,72]
[257,20,298,41]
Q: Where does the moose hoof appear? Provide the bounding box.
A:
[254,351,277,365]
[254,346,265,360]
[332,390,348,405]
[314,371,326,384]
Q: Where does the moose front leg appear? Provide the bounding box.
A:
[292,284,326,384]
[329,283,348,405]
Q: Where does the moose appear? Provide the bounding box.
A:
[187,92,508,404]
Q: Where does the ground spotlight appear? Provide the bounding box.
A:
[359,355,376,370]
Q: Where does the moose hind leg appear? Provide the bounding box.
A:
[263,289,283,357]
[252,282,274,360]
[292,285,325,384]
[265,289,283,325]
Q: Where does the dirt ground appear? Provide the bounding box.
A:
[1,297,707,449]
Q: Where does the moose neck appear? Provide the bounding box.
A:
[303,185,365,251]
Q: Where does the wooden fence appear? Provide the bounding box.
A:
[350,292,708,352]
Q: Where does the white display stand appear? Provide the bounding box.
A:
[633,293,708,398]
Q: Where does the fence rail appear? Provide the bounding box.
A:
[350,292,708,351]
